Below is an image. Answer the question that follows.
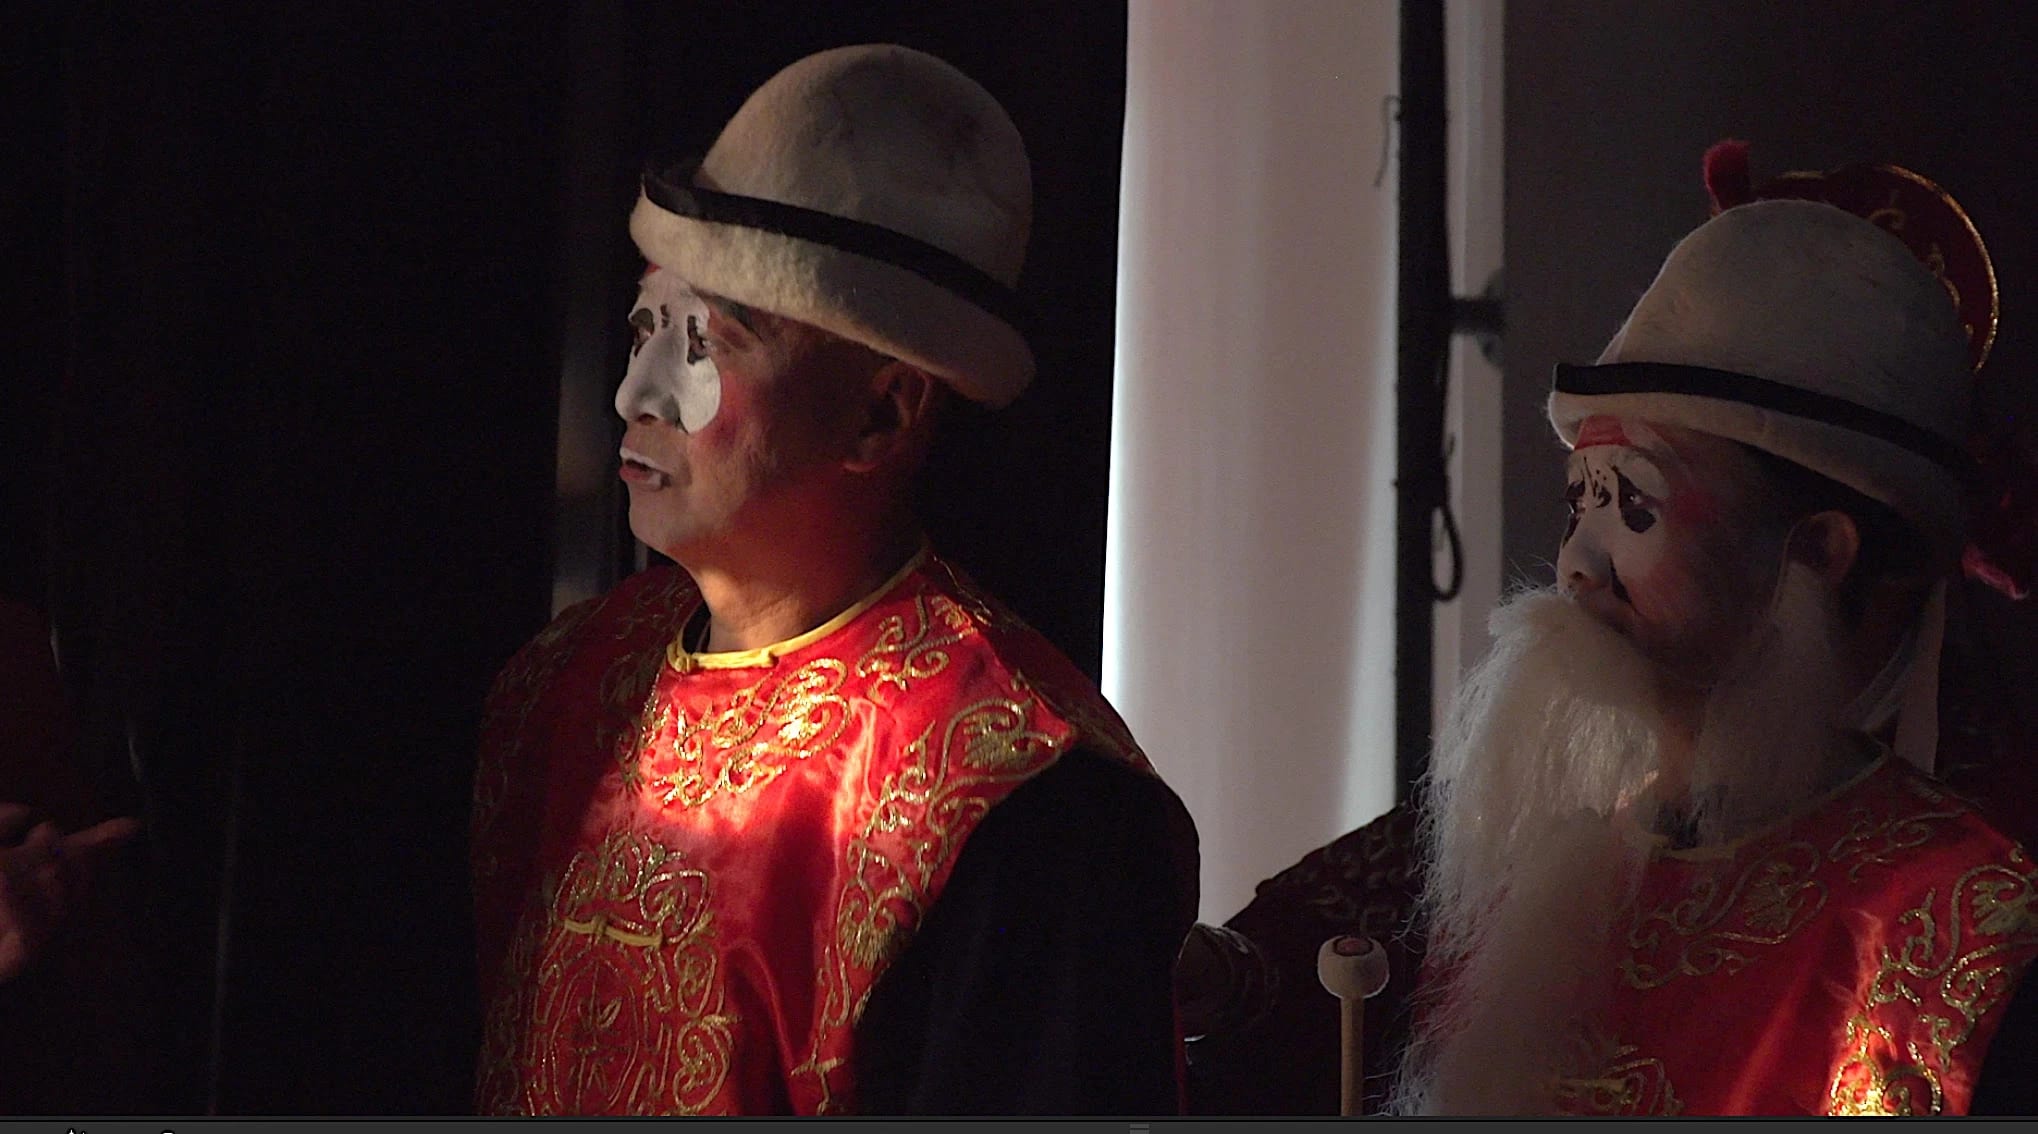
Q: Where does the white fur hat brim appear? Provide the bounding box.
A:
[631,191,1034,408]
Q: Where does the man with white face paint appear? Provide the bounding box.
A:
[1383,144,2038,1116]
[469,46,1197,1116]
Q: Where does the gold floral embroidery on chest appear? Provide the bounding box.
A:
[619,589,999,811]
[622,649,853,810]
[522,829,737,1113]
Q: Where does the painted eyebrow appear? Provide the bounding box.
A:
[1566,446,1675,497]
[1605,446,1675,497]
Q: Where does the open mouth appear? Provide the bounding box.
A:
[619,446,671,487]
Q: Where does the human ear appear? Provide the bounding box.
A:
[844,361,942,474]
[1787,509,1861,589]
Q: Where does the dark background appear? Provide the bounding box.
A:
[5,1,1127,1114]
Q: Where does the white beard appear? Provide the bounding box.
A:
[1683,563,1854,842]
[1392,563,1851,1115]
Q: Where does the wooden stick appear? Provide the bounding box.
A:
[1318,935,1391,1116]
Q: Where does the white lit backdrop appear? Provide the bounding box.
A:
[1106,0,1503,922]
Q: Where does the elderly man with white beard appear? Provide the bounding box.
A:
[1386,145,2038,1117]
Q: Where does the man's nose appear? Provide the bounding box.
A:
[1556,536,1609,596]
[614,368,675,424]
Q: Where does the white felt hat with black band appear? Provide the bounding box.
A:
[629,44,1035,408]
[1547,198,1976,557]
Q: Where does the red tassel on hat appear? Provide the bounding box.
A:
[1964,437,2038,601]
[1703,138,1754,214]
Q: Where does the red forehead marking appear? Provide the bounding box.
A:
[1574,416,1631,450]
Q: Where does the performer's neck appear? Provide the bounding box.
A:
[683,511,925,654]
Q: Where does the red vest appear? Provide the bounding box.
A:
[1553,758,2038,1115]
[471,551,1166,1114]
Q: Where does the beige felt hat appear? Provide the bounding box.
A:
[1548,196,1977,555]
[630,44,1035,407]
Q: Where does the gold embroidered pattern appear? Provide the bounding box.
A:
[556,578,700,794]
[618,695,673,792]
[854,591,980,703]
[600,598,689,776]
[796,688,1070,1112]
[1259,804,1420,939]
[1620,782,1970,991]
[630,658,852,810]
[1825,849,2038,1115]
[476,574,692,883]
[1621,842,1827,989]
[1828,1014,1942,1115]
[1554,1026,1684,1116]
[494,830,737,1115]
[840,695,1061,969]
[926,559,1026,634]
[476,885,548,1113]
[1826,777,1967,883]
[1864,189,1966,328]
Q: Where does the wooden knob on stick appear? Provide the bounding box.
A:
[1318,935,1390,1116]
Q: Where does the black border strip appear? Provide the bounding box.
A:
[641,165,1032,339]
[1553,361,1973,478]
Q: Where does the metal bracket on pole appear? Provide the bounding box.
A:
[1452,268,1505,369]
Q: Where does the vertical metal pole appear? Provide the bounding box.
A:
[1395,0,1450,802]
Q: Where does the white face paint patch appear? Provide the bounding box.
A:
[614,269,722,432]
[1561,444,1671,589]
[1557,420,1691,605]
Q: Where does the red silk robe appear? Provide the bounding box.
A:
[470,550,1172,1115]
[1553,757,2038,1116]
